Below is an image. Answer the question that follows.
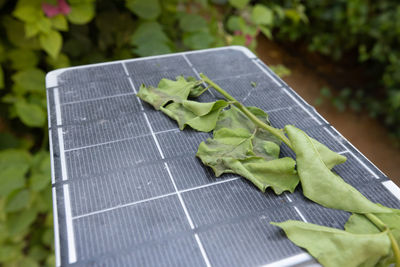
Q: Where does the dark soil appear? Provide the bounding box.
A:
[256,36,400,186]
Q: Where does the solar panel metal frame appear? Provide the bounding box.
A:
[46,46,400,267]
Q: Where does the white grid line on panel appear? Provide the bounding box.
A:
[293,206,308,223]
[281,87,321,125]
[284,193,293,203]
[121,62,129,76]
[63,184,77,263]
[195,233,212,267]
[182,54,216,98]
[72,192,177,220]
[143,113,165,159]
[63,128,179,152]
[54,87,62,125]
[253,60,281,87]
[46,88,52,129]
[262,253,316,267]
[52,187,61,267]
[322,127,379,179]
[58,128,68,181]
[127,78,145,111]
[330,125,387,178]
[62,92,136,106]
[72,177,240,219]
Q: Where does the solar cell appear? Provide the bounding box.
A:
[46,46,400,267]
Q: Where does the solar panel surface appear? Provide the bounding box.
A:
[46,46,400,267]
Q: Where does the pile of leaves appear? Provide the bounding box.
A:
[137,74,400,267]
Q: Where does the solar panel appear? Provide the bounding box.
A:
[46,46,400,267]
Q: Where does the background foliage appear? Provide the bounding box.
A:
[0,0,398,265]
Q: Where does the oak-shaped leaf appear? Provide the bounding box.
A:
[285,125,390,214]
[272,220,391,267]
[161,100,229,132]
[197,107,299,194]
[137,76,202,110]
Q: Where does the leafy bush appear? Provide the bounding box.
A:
[0,0,304,265]
[274,0,400,141]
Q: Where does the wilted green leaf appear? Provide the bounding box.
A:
[272,220,391,267]
[179,13,208,32]
[161,100,228,132]
[5,189,30,212]
[285,125,390,213]
[229,0,250,9]
[126,0,161,20]
[67,2,95,24]
[39,30,62,58]
[252,4,274,26]
[15,101,46,127]
[197,106,299,193]
[137,76,202,110]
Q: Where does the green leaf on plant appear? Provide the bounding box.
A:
[228,0,250,9]
[6,208,37,236]
[131,21,171,57]
[179,13,208,33]
[67,2,95,24]
[12,68,45,92]
[126,0,161,20]
[272,220,392,267]
[39,30,62,59]
[285,125,390,213]
[15,101,46,127]
[252,4,274,26]
[51,15,68,31]
[183,30,215,50]
[8,49,39,70]
[5,189,30,212]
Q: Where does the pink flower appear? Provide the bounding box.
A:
[245,34,253,46]
[42,0,71,17]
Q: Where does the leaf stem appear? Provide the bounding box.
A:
[366,213,400,266]
[200,73,293,149]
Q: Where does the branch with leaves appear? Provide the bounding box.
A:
[137,74,400,267]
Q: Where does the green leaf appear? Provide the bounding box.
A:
[15,101,46,127]
[183,30,215,50]
[137,76,201,110]
[251,4,274,26]
[126,0,161,20]
[272,220,391,267]
[0,244,21,263]
[0,149,31,197]
[3,17,41,49]
[6,208,37,236]
[228,0,250,9]
[8,49,39,70]
[5,189,30,212]
[197,106,299,193]
[285,125,390,213]
[67,2,95,24]
[39,30,62,58]
[13,4,41,23]
[51,15,68,31]
[131,21,171,57]
[179,13,208,32]
[12,68,45,92]
[30,173,50,192]
[161,100,228,132]
[46,53,70,69]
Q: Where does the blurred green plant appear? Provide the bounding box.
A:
[274,0,400,141]
[0,0,305,265]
